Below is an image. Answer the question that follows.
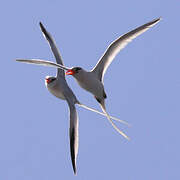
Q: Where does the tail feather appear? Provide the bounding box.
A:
[77,103,130,127]
[100,100,130,140]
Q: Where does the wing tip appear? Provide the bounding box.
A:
[155,17,162,21]
[72,163,77,175]
[150,17,162,26]
[71,148,77,175]
[39,21,42,27]
[158,17,162,21]
[70,127,78,175]
[39,21,51,40]
[39,21,46,33]
[16,59,25,62]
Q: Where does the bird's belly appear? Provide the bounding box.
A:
[47,86,66,100]
[77,78,104,98]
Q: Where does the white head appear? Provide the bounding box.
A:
[45,76,57,87]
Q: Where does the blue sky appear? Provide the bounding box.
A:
[0,0,179,179]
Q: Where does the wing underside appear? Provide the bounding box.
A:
[39,22,65,78]
[66,98,79,175]
[92,18,161,81]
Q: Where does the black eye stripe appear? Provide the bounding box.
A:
[75,67,81,71]
[49,78,56,83]
[51,78,56,82]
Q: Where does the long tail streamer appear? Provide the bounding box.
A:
[77,103,130,127]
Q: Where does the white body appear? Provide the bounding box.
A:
[72,18,161,101]
[73,70,105,99]
[46,80,66,100]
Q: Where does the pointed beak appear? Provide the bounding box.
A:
[45,78,50,84]
[66,69,75,75]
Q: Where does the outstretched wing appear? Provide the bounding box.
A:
[16,59,70,70]
[66,97,79,175]
[92,18,161,81]
[39,22,65,78]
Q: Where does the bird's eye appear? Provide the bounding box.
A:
[51,78,56,82]
[75,67,81,71]
[46,78,56,84]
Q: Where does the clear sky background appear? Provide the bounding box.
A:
[0,0,179,179]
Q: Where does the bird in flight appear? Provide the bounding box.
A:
[17,17,161,142]
[16,22,130,174]
[65,17,161,133]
